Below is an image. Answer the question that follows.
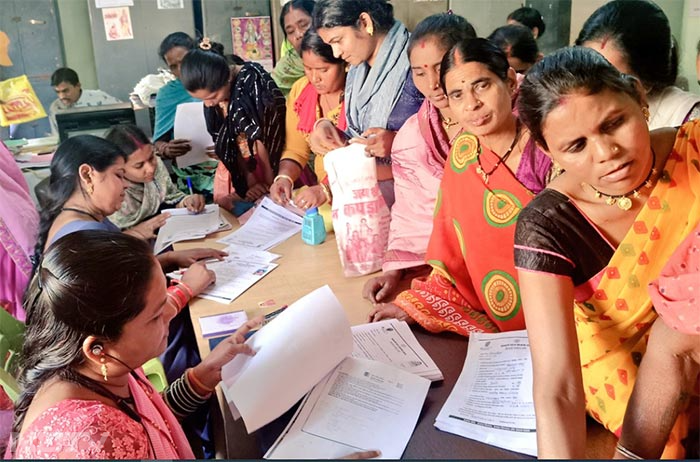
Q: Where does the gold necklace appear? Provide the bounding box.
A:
[440,113,459,131]
[583,148,657,211]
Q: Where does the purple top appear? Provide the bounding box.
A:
[515,137,552,194]
[49,219,120,246]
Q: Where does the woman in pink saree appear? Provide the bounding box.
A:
[0,141,38,321]
[11,231,259,459]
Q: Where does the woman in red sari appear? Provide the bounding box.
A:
[368,38,552,335]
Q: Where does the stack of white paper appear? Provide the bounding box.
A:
[154,204,229,254]
[434,330,537,456]
[220,286,431,459]
[218,197,302,250]
[351,320,443,381]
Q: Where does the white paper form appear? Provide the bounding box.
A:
[351,320,443,381]
[435,330,537,456]
[221,286,354,433]
[173,101,215,168]
[265,357,430,459]
[154,204,222,254]
[192,258,278,304]
[218,196,302,250]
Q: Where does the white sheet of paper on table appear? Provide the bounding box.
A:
[434,330,537,456]
[153,204,222,254]
[173,101,215,169]
[265,357,430,459]
[220,285,353,433]
[217,196,302,250]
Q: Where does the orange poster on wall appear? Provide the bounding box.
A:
[0,75,47,126]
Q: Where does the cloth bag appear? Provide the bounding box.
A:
[324,144,390,277]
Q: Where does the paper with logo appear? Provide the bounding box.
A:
[220,285,353,433]
[434,330,537,456]
[265,357,430,459]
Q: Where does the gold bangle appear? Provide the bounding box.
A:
[274,174,294,186]
[320,183,332,203]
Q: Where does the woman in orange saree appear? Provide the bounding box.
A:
[367,38,552,335]
[514,47,700,459]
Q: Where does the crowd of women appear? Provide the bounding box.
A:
[0,0,699,459]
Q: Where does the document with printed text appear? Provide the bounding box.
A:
[265,357,430,459]
[435,330,537,456]
[154,204,229,254]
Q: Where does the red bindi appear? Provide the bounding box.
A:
[423,64,428,68]
[420,41,426,48]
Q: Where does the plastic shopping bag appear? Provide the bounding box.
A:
[324,143,390,277]
[0,75,47,126]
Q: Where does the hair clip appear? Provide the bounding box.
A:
[447,9,453,15]
[199,37,212,51]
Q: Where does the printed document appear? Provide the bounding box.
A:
[220,286,354,433]
[435,330,537,456]
[173,101,215,168]
[218,196,302,250]
[265,357,430,459]
[168,255,278,304]
[351,320,443,381]
[153,204,228,254]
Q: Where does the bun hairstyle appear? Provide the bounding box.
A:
[180,37,244,93]
[312,0,395,34]
[407,12,477,58]
[14,231,155,455]
[488,24,539,70]
[517,46,643,151]
[575,0,676,96]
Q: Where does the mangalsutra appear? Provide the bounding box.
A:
[440,113,459,131]
[476,121,522,184]
[583,148,657,211]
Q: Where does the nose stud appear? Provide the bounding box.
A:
[611,145,620,154]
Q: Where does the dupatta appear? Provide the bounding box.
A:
[344,20,410,137]
[394,132,532,336]
[574,120,700,454]
[130,370,194,459]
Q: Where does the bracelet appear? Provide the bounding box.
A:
[615,443,643,460]
[167,285,188,312]
[154,142,168,159]
[320,182,332,204]
[173,279,194,299]
[187,367,216,394]
[273,174,294,186]
[313,118,332,132]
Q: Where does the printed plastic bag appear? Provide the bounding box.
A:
[0,75,46,126]
[324,143,390,277]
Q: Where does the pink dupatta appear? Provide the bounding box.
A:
[0,142,38,321]
[383,100,451,271]
[130,370,194,459]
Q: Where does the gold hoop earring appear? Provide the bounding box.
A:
[642,106,650,122]
[100,356,108,382]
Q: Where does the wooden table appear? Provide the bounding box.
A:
[175,208,615,459]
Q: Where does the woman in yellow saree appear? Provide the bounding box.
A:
[514,46,700,459]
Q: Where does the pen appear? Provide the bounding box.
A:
[186,177,194,195]
[262,305,288,326]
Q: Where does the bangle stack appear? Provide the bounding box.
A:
[167,280,194,313]
[187,368,216,394]
[274,174,294,186]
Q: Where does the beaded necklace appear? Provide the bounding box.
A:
[475,121,522,185]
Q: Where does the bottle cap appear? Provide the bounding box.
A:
[305,207,318,215]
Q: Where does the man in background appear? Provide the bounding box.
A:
[49,67,121,134]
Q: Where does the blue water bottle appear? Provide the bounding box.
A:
[301,207,326,245]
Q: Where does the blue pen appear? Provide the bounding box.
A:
[186,177,194,195]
